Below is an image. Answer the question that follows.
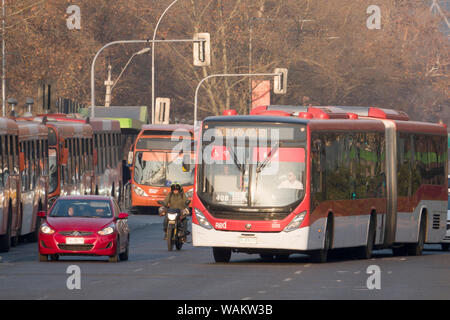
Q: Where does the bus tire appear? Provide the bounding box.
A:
[357,214,376,260]
[0,206,12,253]
[213,247,231,263]
[442,244,450,251]
[259,254,274,261]
[311,216,332,263]
[407,214,426,256]
[29,201,43,243]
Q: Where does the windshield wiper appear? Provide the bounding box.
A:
[256,143,279,173]
[227,145,245,174]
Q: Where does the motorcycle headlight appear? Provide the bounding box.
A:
[194,208,212,230]
[284,211,307,232]
[185,189,193,198]
[40,223,55,235]
[132,185,148,197]
[98,224,115,236]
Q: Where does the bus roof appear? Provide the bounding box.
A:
[89,118,121,133]
[141,124,194,132]
[46,121,93,139]
[0,117,18,135]
[17,121,48,139]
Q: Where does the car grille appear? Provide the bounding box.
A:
[59,231,93,236]
[57,244,94,251]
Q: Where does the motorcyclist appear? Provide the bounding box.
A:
[159,183,190,241]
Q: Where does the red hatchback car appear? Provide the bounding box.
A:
[38,196,130,262]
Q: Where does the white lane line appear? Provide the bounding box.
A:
[133,268,143,273]
[304,264,311,268]
[294,270,302,275]
[152,262,159,266]
[167,256,176,260]
[257,291,266,294]
[241,297,252,300]
[283,278,292,282]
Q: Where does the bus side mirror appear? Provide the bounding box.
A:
[182,154,191,172]
[60,148,69,166]
[19,152,25,172]
[127,151,133,167]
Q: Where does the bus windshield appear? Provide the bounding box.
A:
[198,123,307,208]
[134,151,194,187]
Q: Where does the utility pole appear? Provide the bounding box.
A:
[2,0,5,117]
[104,65,113,107]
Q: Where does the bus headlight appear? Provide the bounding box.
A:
[194,208,212,230]
[132,185,148,197]
[284,211,307,232]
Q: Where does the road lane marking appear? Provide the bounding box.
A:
[257,291,266,294]
[304,264,311,268]
[152,262,159,266]
[241,297,252,300]
[133,268,143,273]
[283,278,292,282]
[294,270,302,275]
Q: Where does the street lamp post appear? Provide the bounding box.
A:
[90,38,199,118]
[152,0,180,125]
[194,71,284,126]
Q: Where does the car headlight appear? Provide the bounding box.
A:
[98,224,115,236]
[284,211,307,232]
[132,185,148,197]
[40,223,55,235]
[194,208,212,230]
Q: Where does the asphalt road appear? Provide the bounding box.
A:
[0,214,449,300]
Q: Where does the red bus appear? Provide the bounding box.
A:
[17,121,48,242]
[90,119,122,200]
[46,120,95,208]
[128,124,195,213]
[192,106,448,262]
[0,118,20,252]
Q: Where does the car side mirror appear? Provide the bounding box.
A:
[117,212,129,220]
[37,211,47,218]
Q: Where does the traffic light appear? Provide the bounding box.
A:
[273,68,288,94]
[193,33,211,67]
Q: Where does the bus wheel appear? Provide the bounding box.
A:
[392,245,408,256]
[407,215,426,256]
[442,244,450,251]
[259,254,274,262]
[213,247,231,263]
[311,217,332,263]
[0,206,12,253]
[357,215,376,260]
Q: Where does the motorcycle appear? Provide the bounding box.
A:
[157,200,191,251]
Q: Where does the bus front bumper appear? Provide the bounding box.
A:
[192,223,310,251]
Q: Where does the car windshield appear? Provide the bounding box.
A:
[198,122,307,208]
[50,199,113,218]
[133,151,194,187]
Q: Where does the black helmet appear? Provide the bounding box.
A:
[170,183,182,192]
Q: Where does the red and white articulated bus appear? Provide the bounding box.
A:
[128,124,195,214]
[17,121,49,243]
[0,118,20,252]
[192,106,448,263]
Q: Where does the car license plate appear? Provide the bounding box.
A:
[239,236,257,244]
[66,237,84,245]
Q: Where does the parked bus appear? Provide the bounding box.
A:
[46,120,95,208]
[0,118,20,252]
[128,124,195,214]
[192,106,448,263]
[90,118,122,199]
[17,121,48,242]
